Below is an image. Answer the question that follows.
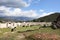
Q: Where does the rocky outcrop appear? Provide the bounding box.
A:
[51,14,60,29]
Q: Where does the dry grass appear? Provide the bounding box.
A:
[27,33,60,40]
[0,25,60,40]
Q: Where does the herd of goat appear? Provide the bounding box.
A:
[0,22,52,28]
[0,22,59,32]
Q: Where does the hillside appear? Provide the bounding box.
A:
[0,16,34,22]
[32,12,60,22]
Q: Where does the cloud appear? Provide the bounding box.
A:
[38,9,54,17]
[39,12,54,17]
[0,6,54,18]
[0,6,38,18]
[0,0,30,8]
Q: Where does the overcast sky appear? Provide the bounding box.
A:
[0,0,60,18]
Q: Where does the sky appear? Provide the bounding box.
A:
[0,0,60,18]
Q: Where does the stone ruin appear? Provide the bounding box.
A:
[51,14,60,29]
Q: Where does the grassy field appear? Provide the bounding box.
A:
[0,25,60,40]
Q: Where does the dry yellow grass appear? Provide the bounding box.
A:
[27,33,60,40]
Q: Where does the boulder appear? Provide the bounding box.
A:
[51,14,60,29]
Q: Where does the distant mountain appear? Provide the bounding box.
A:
[0,16,34,22]
[31,12,60,22]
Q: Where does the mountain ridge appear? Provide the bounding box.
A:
[31,13,60,22]
[0,16,34,22]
